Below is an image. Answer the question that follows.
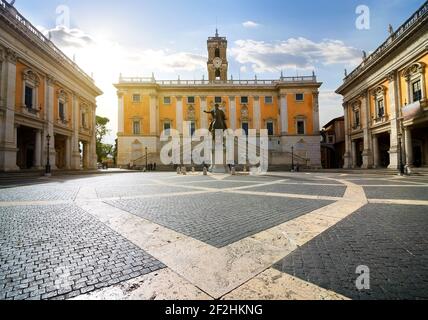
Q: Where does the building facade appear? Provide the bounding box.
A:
[321,116,345,169]
[115,32,322,169]
[337,2,428,172]
[0,1,102,172]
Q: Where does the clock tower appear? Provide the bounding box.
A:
[207,29,228,82]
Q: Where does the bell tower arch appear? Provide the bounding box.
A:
[207,29,228,82]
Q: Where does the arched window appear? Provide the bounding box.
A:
[215,69,221,79]
[215,48,220,58]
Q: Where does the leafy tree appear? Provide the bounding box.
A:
[96,116,112,162]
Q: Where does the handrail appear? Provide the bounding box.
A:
[0,0,95,84]
[343,0,428,85]
[118,76,317,85]
[131,139,309,166]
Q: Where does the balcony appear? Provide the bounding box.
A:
[402,99,426,121]
[21,105,40,117]
[351,123,361,132]
[57,117,70,127]
[372,114,389,126]
[118,76,318,87]
[341,1,428,86]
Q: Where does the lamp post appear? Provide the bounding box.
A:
[145,147,148,171]
[291,146,295,172]
[398,133,404,176]
[45,134,51,176]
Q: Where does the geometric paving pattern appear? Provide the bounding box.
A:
[107,193,333,248]
[0,204,165,300]
[1,172,428,300]
[274,203,428,300]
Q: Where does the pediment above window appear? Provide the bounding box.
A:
[22,69,40,86]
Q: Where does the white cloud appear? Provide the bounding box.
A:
[240,66,247,73]
[37,26,207,143]
[319,90,344,127]
[242,21,260,28]
[230,38,362,73]
[38,26,94,48]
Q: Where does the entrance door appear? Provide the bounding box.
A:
[413,146,422,167]
[26,148,34,169]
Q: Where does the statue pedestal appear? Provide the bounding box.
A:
[210,164,227,174]
[209,144,228,174]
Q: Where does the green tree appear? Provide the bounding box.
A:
[96,116,112,163]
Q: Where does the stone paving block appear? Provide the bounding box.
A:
[364,186,428,200]
[107,193,332,248]
[274,204,428,300]
[0,204,166,300]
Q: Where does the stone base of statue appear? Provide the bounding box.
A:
[210,164,227,174]
[209,145,227,174]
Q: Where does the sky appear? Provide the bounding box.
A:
[10,0,425,143]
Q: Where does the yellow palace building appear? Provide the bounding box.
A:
[115,31,322,169]
[337,2,428,172]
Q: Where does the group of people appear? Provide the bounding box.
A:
[146,163,157,171]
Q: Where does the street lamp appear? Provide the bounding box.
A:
[397,133,404,176]
[145,147,148,171]
[45,134,51,176]
[291,146,295,172]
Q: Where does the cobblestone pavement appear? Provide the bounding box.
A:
[107,193,332,248]
[0,171,428,300]
[274,203,428,300]
[0,204,165,300]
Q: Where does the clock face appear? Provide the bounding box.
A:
[213,57,222,68]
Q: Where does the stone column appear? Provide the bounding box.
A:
[280,94,288,135]
[361,91,373,169]
[200,96,208,129]
[228,96,236,130]
[388,71,400,169]
[46,75,57,170]
[372,134,380,168]
[149,94,157,136]
[351,140,357,169]
[65,136,71,169]
[176,96,183,134]
[34,129,42,169]
[312,91,320,134]
[89,105,97,169]
[253,96,261,131]
[71,93,81,169]
[404,126,413,173]
[343,103,352,168]
[0,49,19,171]
[117,91,124,135]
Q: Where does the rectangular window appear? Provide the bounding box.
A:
[376,99,385,118]
[242,122,249,136]
[133,121,141,135]
[354,110,360,126]
[412,80,422,102]
[240,96,249,104]
[187,96,195,104]
[59,102,65,121]
[297,120,305,135]
[215,96,222,104]
[267,122,274,136]
[81,113,87,128]
[164,97,171,105]
[163,122,171,135]
[189,121,196,136]
[295,93,304,102]
[264,96,273,104]
[25,86,33,109]
[132,94,141,103]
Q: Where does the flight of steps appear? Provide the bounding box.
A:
[0,170,45,186]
